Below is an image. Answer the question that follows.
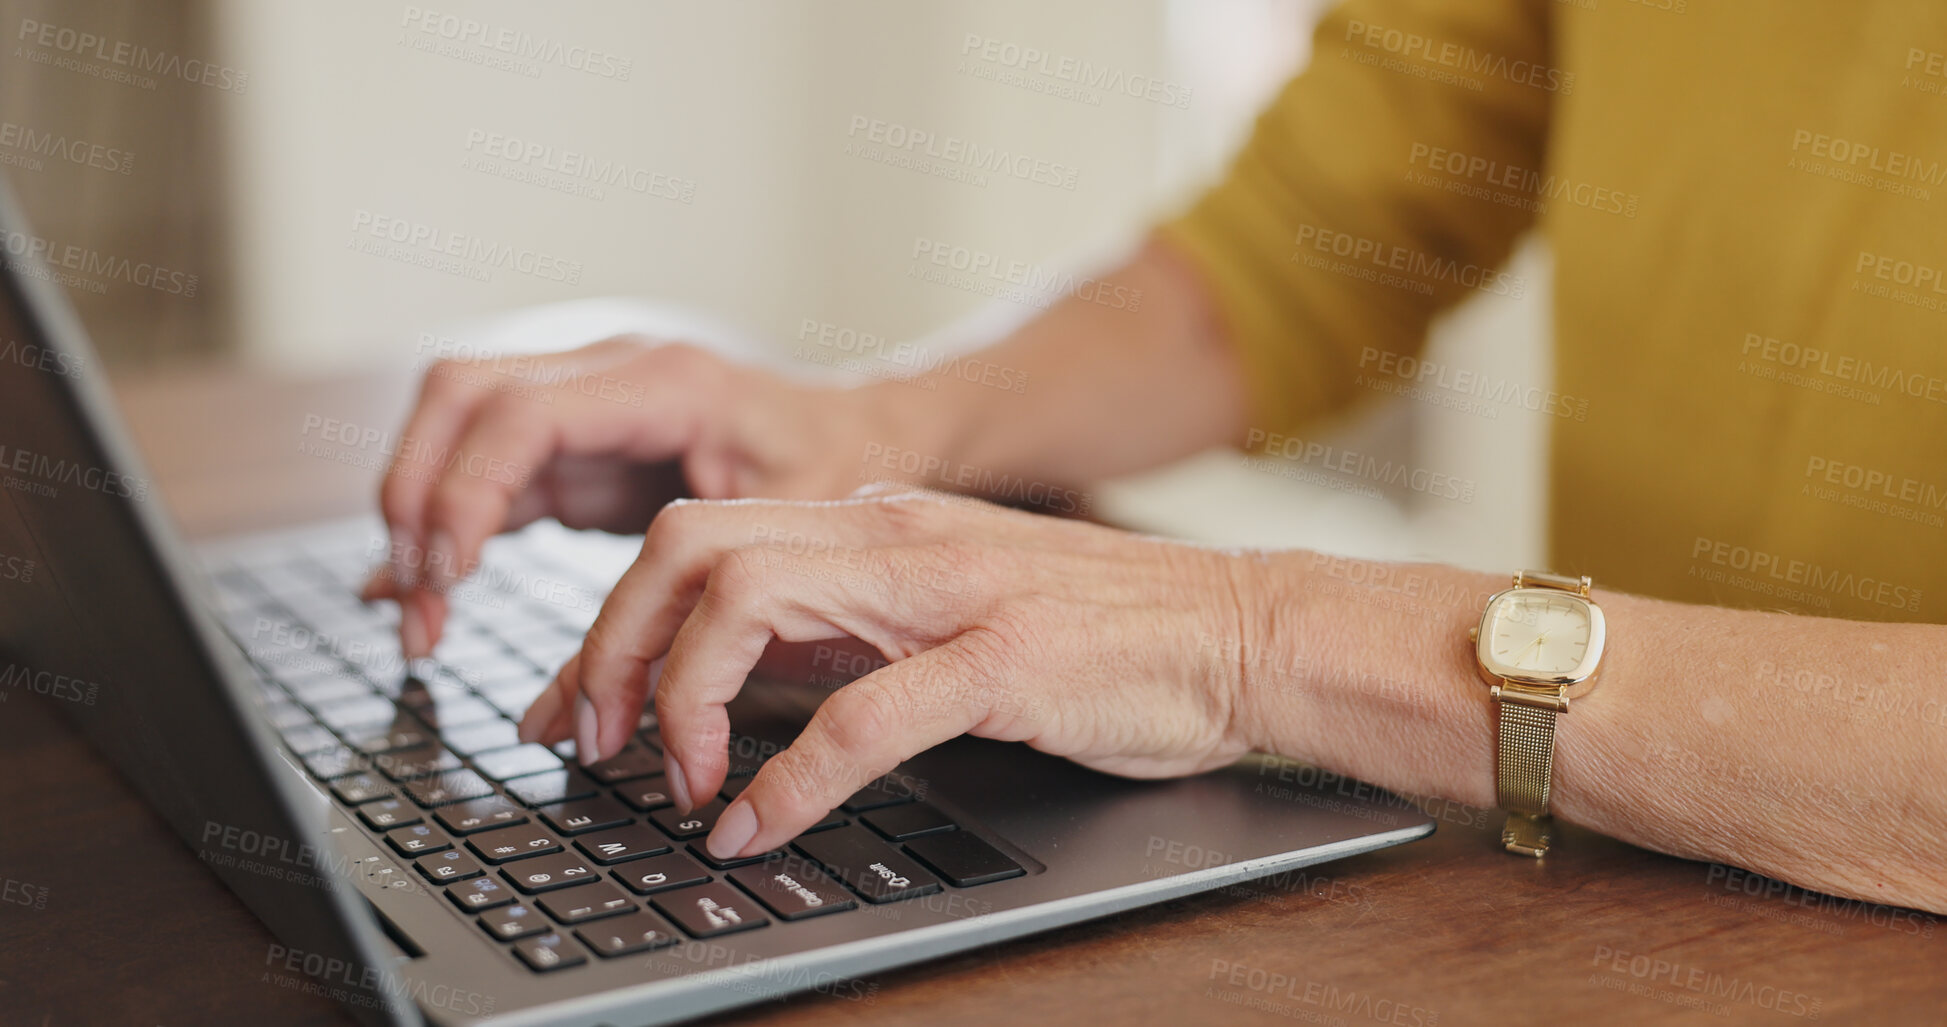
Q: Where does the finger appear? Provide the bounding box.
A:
[517,653,577,744]
[706,642,995,859]
[646,548,851,802]
[420,392,554,594]
[360,567,398,602]
[400,588,447,660]
[525,655,666,753]
[378,338,648,569]
[570,497,958,765]
[418,347,723,607]
[378,366,496,595]
[650,541,977,806]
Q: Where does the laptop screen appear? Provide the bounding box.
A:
[0,179,415,1026]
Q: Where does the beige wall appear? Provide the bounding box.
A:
[206,0,1546,566]
[214,0,1206,370]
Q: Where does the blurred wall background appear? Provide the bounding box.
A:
[0,0,232,366]
[2,0,1549,569]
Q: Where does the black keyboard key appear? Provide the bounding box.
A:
[586,743,661,784]
[345,724,433,754]
[615,778,675,812]
[794,827,941,903]
[316,697,401,732]
[448,875,514,912]
[649,798,727,840]
[652,881,769,938]
[903,830,1025,887]
[841,775,923,812]
[374,745,462,782]
[576,910,680,958]
[416,849,483,884]
[439,719,521,756]
[805,810,849,833]
[411,695,501,729]
[479,903,548,941]
[502,851,601,893]
[357,799,422,831]
[575,824,672,865]
[473,743,563,782]
[434,798,528,835]
[386,823,452,857]
[330,774,392,805]
[263,701,315,731]
[512,932,586,972]
[688,843,785,871]
[398,676,470,709]
[862,802,956,841]
[476,678,548,719]
[467,825,563,864]
[405,769,497,807]
[612,852,710,895]
[729,859,856,920]
[303,746,372,781]
[537,880,635,924]
[505,769,598,807]
[539,796,631,836]
[280,723,339,755]
[289,678,375,708]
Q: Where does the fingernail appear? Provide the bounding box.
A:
[575,695,602,765]
[400,604,429,660]
[665,759,693,813]
[707,800,758,860]
[427,529,457,590]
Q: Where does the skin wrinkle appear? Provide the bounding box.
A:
[379,247,1943,907]
[498,482,1939,899]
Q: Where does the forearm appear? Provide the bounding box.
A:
[1233,551,1947,913]
[859,235,1248,492]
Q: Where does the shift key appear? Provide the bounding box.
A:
[793,826,940,903]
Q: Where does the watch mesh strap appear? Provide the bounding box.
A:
[1514,570,1589,595]
[1495,699,1557,816]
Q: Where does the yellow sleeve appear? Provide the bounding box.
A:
[1159,0,1553,437]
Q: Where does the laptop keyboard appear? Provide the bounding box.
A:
[206,526,1026,975]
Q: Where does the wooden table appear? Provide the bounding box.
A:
[1,364,1939,1026]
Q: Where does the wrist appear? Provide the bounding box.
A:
[1224,552,1499,807]
[1201,547,1294,757]
[844,378,980,493]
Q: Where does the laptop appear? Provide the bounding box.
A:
[0,178,1433,1026]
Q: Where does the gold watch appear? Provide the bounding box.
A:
[1469,570,1606,857]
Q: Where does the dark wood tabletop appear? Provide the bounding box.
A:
[0,364,1939,1027]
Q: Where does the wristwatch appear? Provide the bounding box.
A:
[1469,570,1606,857]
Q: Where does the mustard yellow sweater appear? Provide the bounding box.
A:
[1163,0,1947,622]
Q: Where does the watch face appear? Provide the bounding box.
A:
[1482,589,1600,679]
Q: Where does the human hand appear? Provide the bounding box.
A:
[515,492,1263,862]
[364,337,877,657]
